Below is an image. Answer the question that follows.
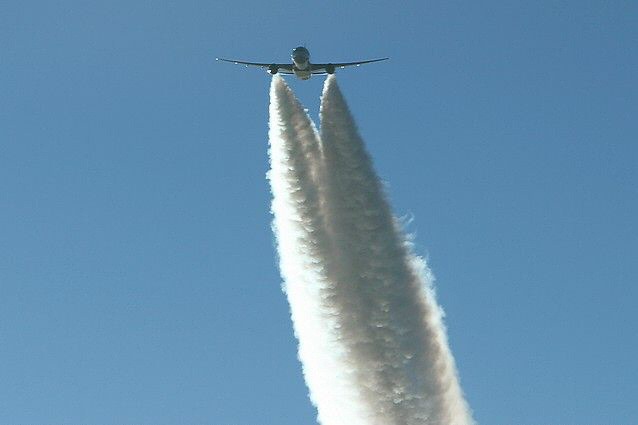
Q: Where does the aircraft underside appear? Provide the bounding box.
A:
[294,69,312,80]
[216,46,388,80]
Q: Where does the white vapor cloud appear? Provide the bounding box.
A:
[268,75,474,425]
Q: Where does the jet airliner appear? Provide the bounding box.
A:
[216,46,388,80]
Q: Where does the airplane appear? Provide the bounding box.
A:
[216,46,389,80]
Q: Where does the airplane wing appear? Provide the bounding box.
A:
[310,58,389,74]
[216,58,294,74]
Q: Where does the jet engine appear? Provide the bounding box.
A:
[268,64,279,75]
[325,64,335,74]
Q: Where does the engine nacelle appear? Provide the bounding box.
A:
[268,64,279,75]
[325,64,335,74]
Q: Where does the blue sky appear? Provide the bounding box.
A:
[1,1,636,424]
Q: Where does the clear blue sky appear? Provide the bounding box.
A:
[2,1,636,424]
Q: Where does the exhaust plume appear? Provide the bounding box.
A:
[268,75,474,425]
[268,77,367,425]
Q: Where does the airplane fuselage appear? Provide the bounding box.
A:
[292,46,312,80]
[293,68,312,80]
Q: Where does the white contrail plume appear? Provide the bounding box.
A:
[317,75,474,425]
[267,76,369,425]
[268,75,474,425]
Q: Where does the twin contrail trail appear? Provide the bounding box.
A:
[268,75,474,425]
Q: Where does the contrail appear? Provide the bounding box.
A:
[268,75,474,425]
[268,76,368,425]
[317,76,474,425]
